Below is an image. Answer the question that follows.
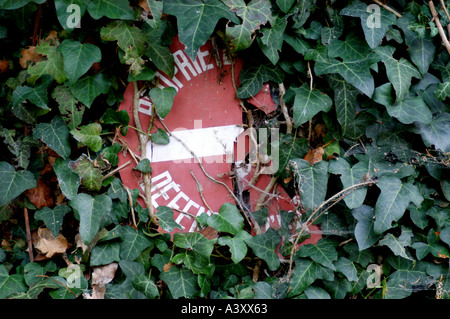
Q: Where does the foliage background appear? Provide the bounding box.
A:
[0,0,449,299]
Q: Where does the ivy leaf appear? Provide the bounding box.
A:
[328,158,369,209]
[87,0,135,20]
[0,265,27,299]
[276,134,309,179]
[35,205,71,237]
[292,83,332,127]
[100,20,146,55]
[223,0,272,52]
[156,206,182,232]
[244,228,281,271]
[27,41,67,85]
[173,232,216,260]
[149,87,176,119]
[374,176,423,234]
[54,0,89,31]
[52,85,85,130]
[334,257,358,282]
[69,193,112,244]
[33,116,71,159]
[415,112,450,153]
[290,159,329,211]
[207,202,244,235]
[163,0,239,60]
[53,157,80,200]
[375,46,422,103]
[435,82,450,101]
[151,129,169,145]
[69,155,103,192]
[90,242,120,266]
[340,0,397,49]
[373,83,432,125]
[142,22,174,78]
[106,178,127,203]
[412,229,449,260]
[120,226,153,261]
[298,238,338,270]
[132,274,159,299]
[160,266,198,299]
[258,15,287,65]
[275,0,294,14]
[135,158,152,174]
[57,40,101,84]
[70,123,103,152]
[288,258,334,297]
[352,205,380,251]
[0,162,36,206]
[236,63,284,98]
[69,73,111,108]
[379,226,413,260]
[12,76,53,110]
[218,230,251,264]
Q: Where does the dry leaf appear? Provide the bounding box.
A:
[0,60,9,73]
[198,226,218,240]
[75,233,88,253]
[19,46,42,69]
[138,0,150,12]
[25,179,53,209]
[33,227,68,258]
[163,262,172,272]
[84,263,119,299]
[304,147,324,165]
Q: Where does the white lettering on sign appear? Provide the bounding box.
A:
[147,170,214,232]
[154,46,218,91]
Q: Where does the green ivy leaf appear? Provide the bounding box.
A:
[27,41,67,85]
[292,83,332,127]
[160,266,198,299]
[57,40,101,84]
[373,83,432,125]
[120,226,153,261]
[90,242,120,266]
[53,157,80,200]
[87,0,135,20]
[12,76,53,109]
[207,202,244,235]
[156,206,182,232]
[340,0,397,49]
[288,258,334,297]
[412,229,449,260]
[132,274,159,298]
[33,116,71,159]
[69,155,103,192]
[52,85,85,130]
[164,0,239,60]
[100,20,146,55]
[151,128,170,145]
[142,22,175,78]
[70,123,103,152]
[275,0,294,14]
[69,73,111,108]
[173,232,216,260]
[334,257,358,282]
[374,176,423,234]
[218,230,251,264]
[329,158,369,209]
[435,82,450,101]
[106,178,127,203]
[379,226,413,260]
[69,193,112,244]
[0,162,36,206]
[236,63,284,98]
[298,238,338,270]
[0,265,27,299]
[415,112,450,153]
[375,46,422,103]
[258,15,287,65]
[352,205,380,251]
[244,228,281,271]
[149,87,176,119]
[276,134,308,179]
[290,159,329,211]
[35,205,71,237]
[54,0,89,31]
[0,0,46,10]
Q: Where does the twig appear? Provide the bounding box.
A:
[102,160,132,180]
[123,185,137,229]
[440,0,450,22]
[132,82,156,223]
[24,207,34,262]
[254,176,278,212]
[429,0,450,55]
[286,179,378,280]
[190,170,214,214]
[31,4,42,46]
[306,62,314,143]
[279,83,293,135]
[36,275,77,298]
[372,0,402,18]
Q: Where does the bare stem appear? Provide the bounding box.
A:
[429,0,450,55]
[372,0,402,18]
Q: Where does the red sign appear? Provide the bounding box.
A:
[117,36,321,246]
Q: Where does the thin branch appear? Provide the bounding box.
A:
[372,0,402,18]
[429,0,450,55]
[102,160,132,180]
[24,207,34,262]
[190,169,214,214]
[286,179,378,280]
[279,83,293,135]
[254,176,278,212]
[440,0,450,22]
[123,185,137,229]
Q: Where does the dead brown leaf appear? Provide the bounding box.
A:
[25,178,53,209]
[0,60,9,73]
[138,0,150,12]
[33,227,68,258]
[163,262,172,272]
[84,263,119,299]
[303,147,324,165]
[198,226,218,240]
[19,46,42,69]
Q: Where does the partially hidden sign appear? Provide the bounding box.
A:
[117,36,321,245]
